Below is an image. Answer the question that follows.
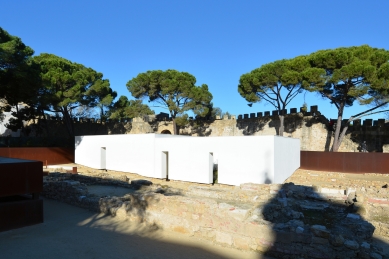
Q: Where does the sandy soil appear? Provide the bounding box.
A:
[0,198,269,259]
[39,164,389,258]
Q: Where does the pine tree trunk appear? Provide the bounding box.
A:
[278,115,284,136]
[62,107,75,137]
[172,118,178,135]
[331,104,345,152]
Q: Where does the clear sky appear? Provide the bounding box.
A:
[2,0,389,121]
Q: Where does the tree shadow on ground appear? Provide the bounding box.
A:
[260,183,388,259]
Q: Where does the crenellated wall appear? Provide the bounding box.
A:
[7,105,389,152]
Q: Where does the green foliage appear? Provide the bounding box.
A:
[34,53,115,136]
[303,45,389,151]
[0,27,34,73]
[305,45,389,107]
[211,106,222,118]
[127,69,213,134]
[174,114,189,127]
[109,95,154,120]
[238,57,314,135]
[0,27,42,131]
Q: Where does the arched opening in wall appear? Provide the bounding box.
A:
[161,130,172,134]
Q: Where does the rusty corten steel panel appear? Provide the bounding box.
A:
[0,147,74,165]
[300,151,389,174]
[0,158,43,197]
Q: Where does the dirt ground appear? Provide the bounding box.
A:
[0,198,266,259]
[46,163,389,192]
[35,164,389,258]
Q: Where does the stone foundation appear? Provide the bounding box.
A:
[41,171,389,258]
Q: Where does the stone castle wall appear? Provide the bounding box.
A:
[19,105,389,152]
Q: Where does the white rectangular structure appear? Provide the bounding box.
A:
[75,134,300,186]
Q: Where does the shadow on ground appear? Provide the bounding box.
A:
[261,183,389,259]
[0,198,262,259]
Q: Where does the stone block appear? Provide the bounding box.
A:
[311,236,329,245]
[346,213,361,220]
[310,105,318,112]
[238,115,242,119]
[215,231,233,246]
[320,188,345,195]
[276,232,295,244]
[360,241,370,249]
[294,233,312,244]
[254,237,274,252]
[310,225,330,238]
[295,226,304,234]
[290,108,297,113]
[370,252,383,259]
[233,235,252,250]
[344,239,359,250]
[228,208,249,221]
[240,183,262,192]
[363,119,372,127]
[272,110,278,116]
[353,119,361,128]
[250,113,255,118]
[223,115,229,120]
[216,115,221,120]
[243,114,249,119]
[346,187,356,196]
[230,115,236,120]
[264,111,270,116]
[257,112,262,117]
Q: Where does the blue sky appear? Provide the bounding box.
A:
[2,0,389,121]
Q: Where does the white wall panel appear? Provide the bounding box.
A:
[274,136,300,184]
[75,134,300,186]
[216,136,275,185]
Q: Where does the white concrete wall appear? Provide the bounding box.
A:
[155,135,215,184]
[75,135,106,169]
[105,134,155,177]
[274,136,300,184]
[75,134,300,186]
[215,136,276,185]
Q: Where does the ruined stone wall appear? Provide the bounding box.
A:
[42,171,389,258]
[20,107,389,152]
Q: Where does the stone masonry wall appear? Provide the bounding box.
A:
[42,171,389,258]
[19,106,389,152]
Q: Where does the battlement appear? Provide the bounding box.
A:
[38,105,388,128]
[236,105,319,120]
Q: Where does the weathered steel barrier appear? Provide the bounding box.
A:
[300,151,389,174]
[0,147,74,165]
[0,157,43,232]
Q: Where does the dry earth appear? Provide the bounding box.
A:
[34,164,389,258]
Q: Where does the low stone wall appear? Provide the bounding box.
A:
[41,172,388,258]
